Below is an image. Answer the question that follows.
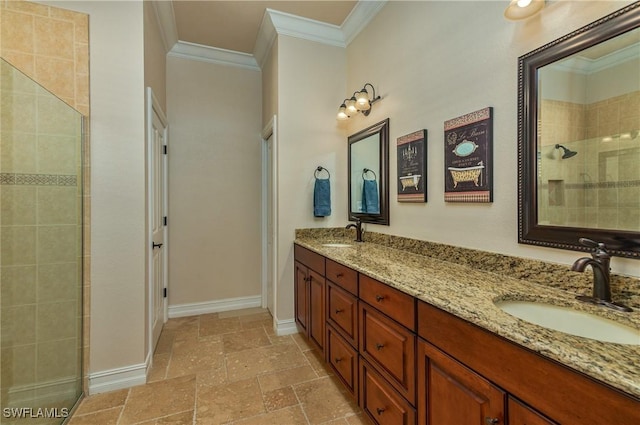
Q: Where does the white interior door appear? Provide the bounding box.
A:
[262,116,277,319]
[147,88,168,352]
[266,134,275,314]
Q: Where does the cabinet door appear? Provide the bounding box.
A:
[360,358,416,425]
[360,302,416,404]
[508,397,558,425]
[418,340,505,425]
[327,325,358,399]
[308,269,325,351]
[327,281,358,347]
[294,261,309,334]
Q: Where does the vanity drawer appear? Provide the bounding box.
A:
[327,281,358,347]
[360,302,416,404]
[360,358,416,425]
[294,244,325,275]
[326,259,358,295]
[359,275,415,330]
[327,325,358,399]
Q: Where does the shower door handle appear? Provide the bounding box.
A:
[152,242,163,249]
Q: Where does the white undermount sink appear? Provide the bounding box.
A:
[322,243,352,248]
[495,300,640,345]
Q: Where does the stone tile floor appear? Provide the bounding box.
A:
[69,308,370,424]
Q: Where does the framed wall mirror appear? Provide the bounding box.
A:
[518,2,640,258]
[348,118,390,225]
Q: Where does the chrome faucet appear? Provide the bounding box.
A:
[571,238,632,312]
[346,218,364,243]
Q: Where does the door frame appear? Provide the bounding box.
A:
[146,87,169,358]
[261,115,278,318]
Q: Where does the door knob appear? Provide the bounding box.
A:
[152,242,163,249]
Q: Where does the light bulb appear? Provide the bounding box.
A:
[346,97,358,114]
[517,0,532,7]
[355,89,371,111]
[337,104,349,121]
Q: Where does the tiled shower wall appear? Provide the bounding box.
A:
[0,0,90,394]
[539,91,640,231]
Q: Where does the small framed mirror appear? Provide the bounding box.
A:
[348,118,390,225]
[518,3,640,258]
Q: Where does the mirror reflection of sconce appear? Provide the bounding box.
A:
[504,0,545,21]
[337,83,381,121]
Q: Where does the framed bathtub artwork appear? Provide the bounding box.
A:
[397,129,427,202]
[444,107,493,203]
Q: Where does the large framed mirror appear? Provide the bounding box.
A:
[348,118,390,225]
[518,2,640,258]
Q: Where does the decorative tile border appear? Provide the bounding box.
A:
[0,173,77,186]
[539,179,640,190]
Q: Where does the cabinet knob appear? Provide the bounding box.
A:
[336,273,344,278]
[375,295,385,302]
[334,357,342,363]
[335,308,343,314]
[485,418,499,425]
[375,343,385,351]
[376,407,385,416]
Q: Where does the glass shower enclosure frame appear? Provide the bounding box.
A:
[0,58,84,424]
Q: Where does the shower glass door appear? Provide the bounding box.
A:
[0,58,83,423]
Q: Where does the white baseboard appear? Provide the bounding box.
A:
[168,295,262,318]
[88,360,148,395]
[274,318,298,336]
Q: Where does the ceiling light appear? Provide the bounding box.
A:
[336,83,381,120]
[504,0,545,21]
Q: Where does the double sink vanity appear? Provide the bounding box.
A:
[293,229,639,425]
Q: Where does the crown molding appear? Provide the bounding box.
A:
[254,9,278,69]
[267,8,346,47]
[161,1,386,70]
[548,42,640,75]
[151,0,178,52]
[168,41,260,71]
[342,0,387,45]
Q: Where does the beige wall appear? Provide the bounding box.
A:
[144,1,167,112]
[37,0,148,376]
[343,0,639,277]
[274,36,347,321]
[261,42,278,127]
[166,56,262,306]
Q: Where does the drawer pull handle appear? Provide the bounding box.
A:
[375,295,385,302]
[485,418,499,425]
[375,343,385,351]
[376,407,385,415]
[336,272,344,278]
[304,277,311,282]
[335,308,343,314]
[334,357,342,363]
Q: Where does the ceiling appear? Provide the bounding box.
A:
[171,1,359,54]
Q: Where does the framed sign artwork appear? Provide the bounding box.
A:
[444,107,493,203]
[397,130,427,202]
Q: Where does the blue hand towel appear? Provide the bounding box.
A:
[314,178,331,217]
[362,179,379,214]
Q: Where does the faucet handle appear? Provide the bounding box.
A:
[579,238,609,259]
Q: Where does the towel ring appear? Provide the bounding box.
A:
[315,166,330,179]
[362,168,377,180]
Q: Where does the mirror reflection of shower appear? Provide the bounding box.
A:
[555,144,578,159]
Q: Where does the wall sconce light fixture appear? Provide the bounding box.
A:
[337,83,381,121]
[504,0,545,21]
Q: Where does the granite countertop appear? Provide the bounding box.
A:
[294,233,640,399]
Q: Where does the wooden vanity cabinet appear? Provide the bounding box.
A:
[417,301,640,425]
[508,397,558,425]
[294,245,326,352]
[417,340,505,425]
[360,302,416,405]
